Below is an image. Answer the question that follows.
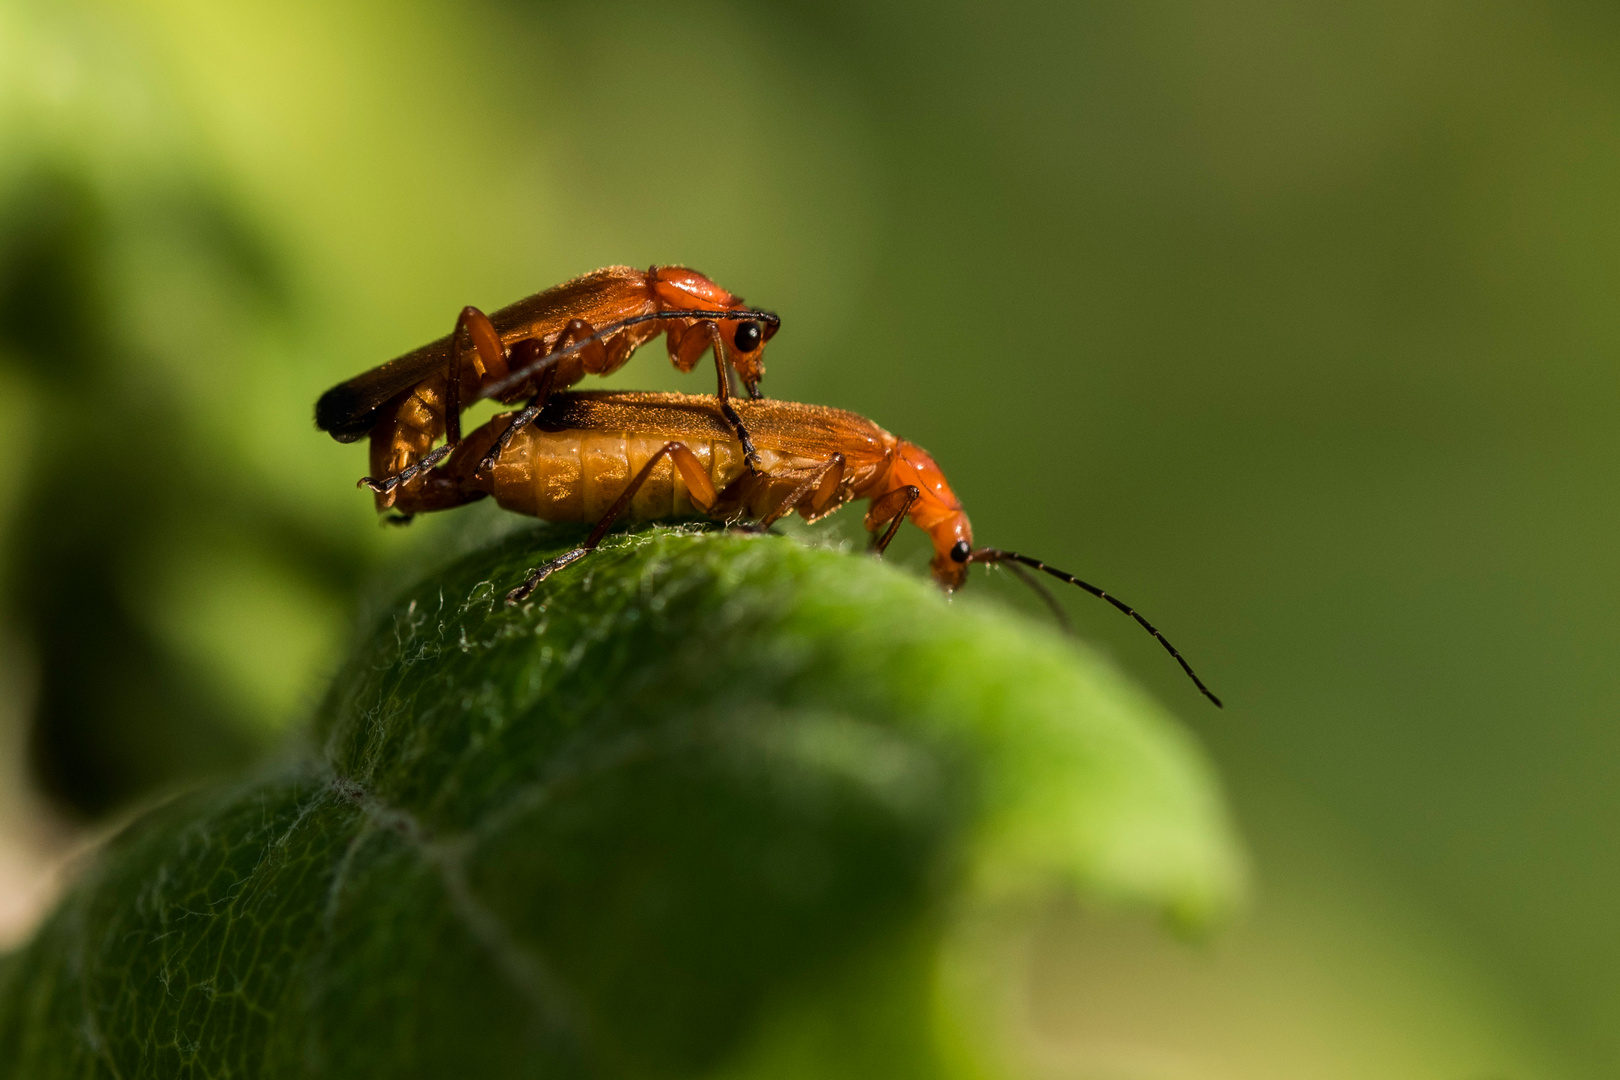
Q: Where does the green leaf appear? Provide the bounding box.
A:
[0,525,1243,1078]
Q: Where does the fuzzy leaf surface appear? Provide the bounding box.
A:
[0,526,1242,1078]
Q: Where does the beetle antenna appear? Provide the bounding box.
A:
[968,548,1222,708]
[996,559,1074,635]
[479,309,781,402]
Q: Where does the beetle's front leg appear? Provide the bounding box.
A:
[864,485,921,555]
[705,322,763,471]
[669,321,763,472]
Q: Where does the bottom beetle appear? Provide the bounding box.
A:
[384,391,1220,706]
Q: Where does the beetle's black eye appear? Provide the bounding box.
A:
[733,320,763,353]
[950,540,971,563]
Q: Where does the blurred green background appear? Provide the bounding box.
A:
[0,0,1614,1074]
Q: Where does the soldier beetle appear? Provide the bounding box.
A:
[312,265,779,510]
[386,391,1222,707]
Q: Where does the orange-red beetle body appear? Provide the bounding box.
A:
[402,392,975,590]
[373,390,1219,706]
[313,266,778,509]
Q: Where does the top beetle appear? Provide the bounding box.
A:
[313,265,779,510]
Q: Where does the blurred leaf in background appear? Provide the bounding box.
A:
[0,0,1616,1075]
[0,2,368,814]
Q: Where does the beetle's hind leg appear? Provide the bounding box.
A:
[733,454,846,534]
[379,418,502,519]
[359,305,505,497]
[506,441,717,604]
[476,357,558,476]
[360,445,451,495]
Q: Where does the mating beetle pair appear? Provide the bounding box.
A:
[315,265,1220,706]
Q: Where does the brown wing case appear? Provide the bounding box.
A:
[315,267,652,441]
[538,392,894,466]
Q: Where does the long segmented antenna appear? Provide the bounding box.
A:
[968,547,1222,708]
[996,559,1073,635]
[478,308,781,402]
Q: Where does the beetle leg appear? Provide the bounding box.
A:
[668,320,714,372]
[720,398,761,473]
[705,322,763,472]
[373,465,485,514]
[808,453,847,516]
[360,305,503,496]
[756,454,846,529]
[864,485,921,555]
[386,419,503,516]
[380,474,487,515]
[506,441,714,604]
[446,305,504,446]
[472,316,614,477]
[488,321,595,395]
[360,440,455,495]
[555,318,610,376]
[476,359,558,476]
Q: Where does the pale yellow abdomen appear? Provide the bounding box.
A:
[489,425,751,523]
